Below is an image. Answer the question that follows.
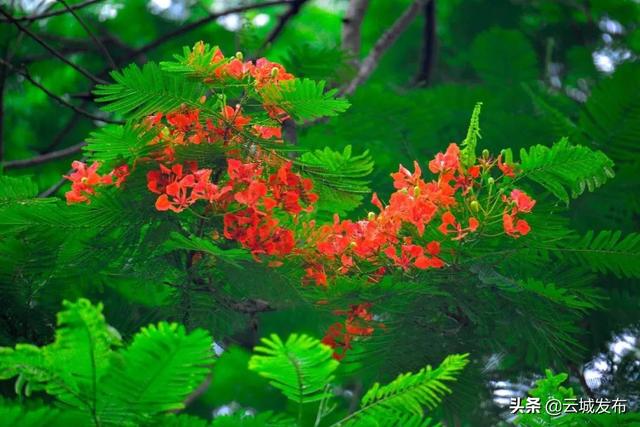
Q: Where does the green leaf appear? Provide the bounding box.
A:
[248,334,339,405]
[163,232,252,267]
[99,322,214,421]
[553,231,640,279]
[0,402,88,427]
[0,175,39,203]
[84,123,157,164]
[299,145,373,214]
[343,354,468,424]
[261,78,350,123]
[94,62,209,118]
[0,299,119,410]
[519,137,615,204]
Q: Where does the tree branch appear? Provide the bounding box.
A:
[0,6,107,84]
[0,0,103,22]
[341,0,370,60]
[259,0,309,52]
[415,0,436,85]
[2,141,86,170]
[0,59,122,125]
[124,0,294,61]
[342,0,427,96]
[57,0,116,69]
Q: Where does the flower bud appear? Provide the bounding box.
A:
[487,177,495,186]
[349,241,357,248]
[482,149,490,159]
[271,67,279,78]
[235,51,243,60]
[368,212,376,221]
[413,186,421,197]
[470,200,480,213]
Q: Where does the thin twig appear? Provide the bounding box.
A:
[415,0,436,85]
[0,59,122,125]
[341,0,370,60]
[125,0,294,61]
[57,0,116,69]
[259,0,309,52]
[0,6,107,84]
[3,141,86,170]
[342,0,427,96]
[0,0,103,22]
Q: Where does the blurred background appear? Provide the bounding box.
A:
[1,0,639,422]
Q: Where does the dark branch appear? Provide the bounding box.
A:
[3,141,86,170]
[57,0,116,69]
[415,0,436,85]
[341,0,370,59]
[0,0,103,22]
[0,59,121,125]
[125,0,294,61]
[342,0,427,96]
[0,6,107,84]
[259,0,309,52]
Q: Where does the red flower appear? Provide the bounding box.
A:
[509,189,536,213]
[64,161,113,204]
[429,143,460,174]
[503,213,531,237]
[253,125,282,139]
[497,154,516,178]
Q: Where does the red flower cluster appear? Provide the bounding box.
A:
[322,303,378,361]
[64,161,129,204]
[147,162,230,213]
[61,45,541,361]
[223,160,318,258]
[502,189,536,237]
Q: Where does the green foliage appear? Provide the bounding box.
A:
[470,28,538,85]
[261,78,350,123]
[248,333,338,405]
[0,401,87,426]
[94,62,210,119]
[0,175,39,203]
[0,299,215,426]
[84,123,158,164]
[516,370,640,426]
[578,63,640,162]
[555,231,640,278]
[342,354,469,425]
[164,232,252,266]
[299,145,374,214]
[519,138,615,204]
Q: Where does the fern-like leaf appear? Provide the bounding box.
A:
[98,322,214,421]
[299,145,373,214]
[342,354,468,424]
[93,62,209,118]
[519,137,614,204]
[552,231,640,279]
[248,334,339,405]
[84,123,157,164]
[0,175,39,203]
[261,78,350,123]
[0,402,88,426]
[0,299,119,410]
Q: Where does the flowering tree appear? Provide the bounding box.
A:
[0,39,639,425]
